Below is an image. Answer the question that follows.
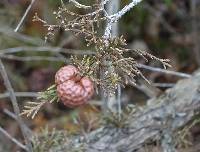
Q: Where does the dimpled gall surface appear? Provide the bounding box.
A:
[80,77,94,98]
[55,65,94,108]
[55,65,78,85]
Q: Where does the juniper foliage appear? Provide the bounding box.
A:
[22,0,170,118]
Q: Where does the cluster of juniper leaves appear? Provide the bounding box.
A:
[31,126,86,152]
[22,1,170,118]
[34,1,170,94]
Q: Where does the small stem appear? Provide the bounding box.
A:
[14,0,36,32]
[0,92,38,99]
[0,59,33,151]
[117,84,121,120]
[0,126,28,151]
[137,64,191,78]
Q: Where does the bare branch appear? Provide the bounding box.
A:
[0,46,94,55]
[14,0,36,32]
[0,27,44,45]
[1,48,188,79]
[0,54,67,62]
[69,0,91,9]
[103,0,142,39]
[137,64,191,78]
[3,109,33,135]
[153,83,175,88]
[110,0,142,22]
[0,126,28,151]
[0,59,32,151]
[0,92,38,99]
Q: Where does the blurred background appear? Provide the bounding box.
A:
[0,0,200,151]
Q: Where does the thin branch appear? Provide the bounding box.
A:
[14,0,36,32]
[137,64,191,78]
[0,27,44,45]
[134,82,158,98]
[69,0,91,9]
[3,109,33,135]
[0,54,67,62]
[0,92,38,99]
[3,109,18,120]
[153,83,175,88]
[110,0,142,22]
[104,0,142,39]
[0,126,28,151]
[0,46,94,55]
[0,59,32,151]
[1,48,189,79]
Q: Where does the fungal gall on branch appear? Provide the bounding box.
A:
[55,65,94,107]
[21,0,170,118]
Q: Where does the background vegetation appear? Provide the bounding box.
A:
[0,0,199,151]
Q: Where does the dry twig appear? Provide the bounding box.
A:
[14,0,36,32]
[0,126,28,151]
[0,59,32,151]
